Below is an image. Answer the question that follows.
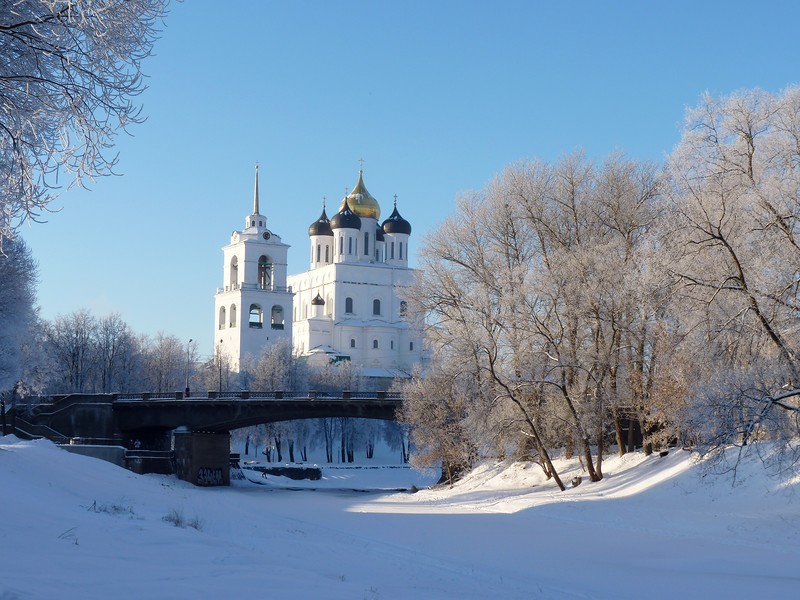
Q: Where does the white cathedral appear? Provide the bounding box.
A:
[213,165,423,381]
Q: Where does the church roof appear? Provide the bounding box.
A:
[308,207,333,237]
[375,223,385,242]
[311,293,325,306]
[330,199,362,230]
[382,204,412,235]
[338,169,380,220]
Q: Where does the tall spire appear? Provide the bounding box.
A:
[253,162,260,215]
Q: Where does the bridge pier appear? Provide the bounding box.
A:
[173,431,231,486]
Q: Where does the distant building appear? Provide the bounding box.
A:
[213,165,293,371]
[288,168,422,379]
[214,165,423,381]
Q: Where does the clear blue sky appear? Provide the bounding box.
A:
[22,0,800,358]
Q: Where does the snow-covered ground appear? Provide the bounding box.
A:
[1,436,798,599]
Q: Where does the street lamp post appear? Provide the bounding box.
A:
[184,338,193,398]
[218,339,223,395]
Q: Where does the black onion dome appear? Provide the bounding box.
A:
[375,223,385,242]
[308,208,333,237]
[330,199,362,230]
[311,293,325,306]
[382,206,412,235]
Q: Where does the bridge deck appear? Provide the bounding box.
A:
[10,392,404,438]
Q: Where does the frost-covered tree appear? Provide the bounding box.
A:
[307,359,363,393]
[36,310,149,393]
[95,313,137,392]
[251,339,293,390]
[140,332,184,393]
[42,309,98,392]
[666,87,800,380]
[406,152,669,488]
[0,0,169,246]
[666,86,800,454]
[398,364,478,484]
[0,237,37,392]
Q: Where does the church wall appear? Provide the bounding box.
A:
[286,258,418,372]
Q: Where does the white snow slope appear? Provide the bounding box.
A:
[1,436,798,599]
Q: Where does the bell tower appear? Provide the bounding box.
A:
[213,164,293,373]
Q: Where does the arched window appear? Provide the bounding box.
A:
[373,339,379,349]
[400,300,407,316]
[325,245,330,263]
[400,242,404,260]
[364,232,369,256]
[218,306,226,329]
[373,299,381,315]
[339,236,343,255]
[348,237,353,255]
[271,305,284,329]
[230,304,237,328]
[249,304,263,328]
[390,242,395,259]
[258,255,271,290]
[350,338,356,348]
[316,244,321,262]
[410,341,414,351]
[390,340,394,349]
[345,297,353,313]
[229,256,239,289]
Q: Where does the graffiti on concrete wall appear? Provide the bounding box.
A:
[196,467,224,486]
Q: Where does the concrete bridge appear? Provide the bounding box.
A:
[5,390,403,487]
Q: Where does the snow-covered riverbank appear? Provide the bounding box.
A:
[1,436,797,599]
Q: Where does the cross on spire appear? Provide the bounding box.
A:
[393,194,398,208]
[358,157,365,172]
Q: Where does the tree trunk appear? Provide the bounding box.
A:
[614,411,625,457]
[366,438,374,459]
[559,383,601,482]
[595,417,604,480]
[323,418,334,463]
[565,435,574,460]
[627,416,636,453]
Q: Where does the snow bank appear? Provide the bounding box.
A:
[1,436,798,599]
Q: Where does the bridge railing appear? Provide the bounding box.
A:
[117,392,184,401]
[33,390,404,403]
[11,415,71,443]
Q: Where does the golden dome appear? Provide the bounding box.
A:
[339,169,380,220]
